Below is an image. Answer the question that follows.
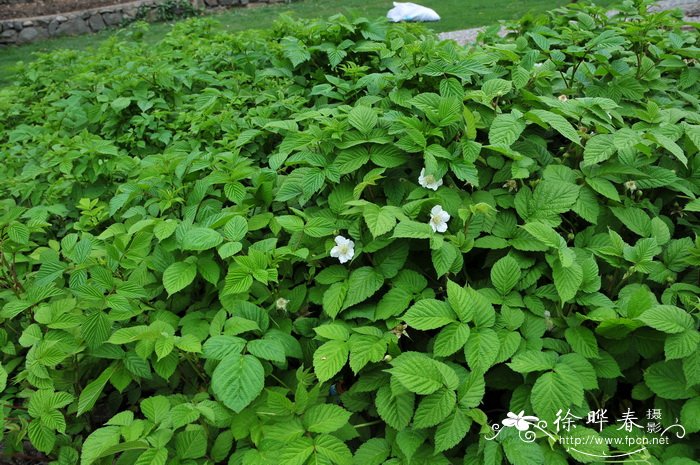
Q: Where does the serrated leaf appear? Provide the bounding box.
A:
[491,255,521,294]
[433,323,470,357]
[363,204,396,238]
[489,113,525,146]
[211,353,264,413]
[404,299,456,330]
[528,109,581,144]
[375,384,414,430]
[388,352,445,395]
[465,328,499,374]
[413,387,456,429]
[348,106,378,134]
[303,404,351,433]
[433,405,472,452]
[552,261,582,303]
[531,371,577,421]
[638,305,694,334]
[342,267,384,309]
[564,327,599,359]
[78,365,115,416]
[163,261,197,295]
[313,340,349,383]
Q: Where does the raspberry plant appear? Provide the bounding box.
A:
[0,1,699,464]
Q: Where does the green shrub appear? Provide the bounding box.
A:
[1,1,699,464]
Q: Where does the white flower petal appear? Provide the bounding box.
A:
[436,222,448,233]
[431,205,443,215]
[515,419,530,431]
[503,418,518,427]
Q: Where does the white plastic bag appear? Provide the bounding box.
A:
[387,2,440,22]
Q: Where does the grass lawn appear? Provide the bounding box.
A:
[0,0,616,86]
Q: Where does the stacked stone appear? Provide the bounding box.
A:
[0,0,289,45]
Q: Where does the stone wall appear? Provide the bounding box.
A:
[0,0,280,45]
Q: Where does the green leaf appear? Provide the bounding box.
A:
[111,97,131,111]
[80,426,121,465]
[502,438,545,465]
[388,352,445,395]
[465,328,499,374]
[348,105,378,134]
[404,299,456,330]
[303,404,351,433]
[313,340,349,383]
[280,36,310,67]
[564,327,599,359]
[314,434,352,465]
[211,353,264,413]
[175,427,207,459]
[375,384,414,430]
[434,405,472,453]
[586,177,620,202]
[583,134,616,166]
[323,282,348,319]
[665,329,700,360]
[527,109,581,144]
[521,222,561,248]
[78,365,115,416]
[134,449,168,465]
[352,438,390,465]
[507,351,557,373]
[363,204,396,238]
[393,220,433,239]
[0,363,6,392]
[446,280,474,322]
[681,398,700,434]
[433,323,470,357]
[432,241,459,277]
[531,371,577,420]
[28,421,55,454]
[247,339,286,363]
[489,113,525,146]
[280,437,314,465]
[342,267,384,309]
[163,261,197,295]
[610,207,651,236]
[349,334,386,373]
[490,255,521,294]
[638,305,694,334]
[181,226,223,251]
[413,387,456,429]
[552,261,582,303]
[457,372,485,408]
[644,360,695,399]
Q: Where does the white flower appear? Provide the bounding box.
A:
[418,168,443,191]
[503,411,539,431]
[534,62,543,68]
[276,298,289,311]
[330,235,355,263]
[558,94,568,102]
[624,180,638,192]
[428,205,450,233]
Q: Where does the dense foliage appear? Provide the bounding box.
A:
[1,1,699,464]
